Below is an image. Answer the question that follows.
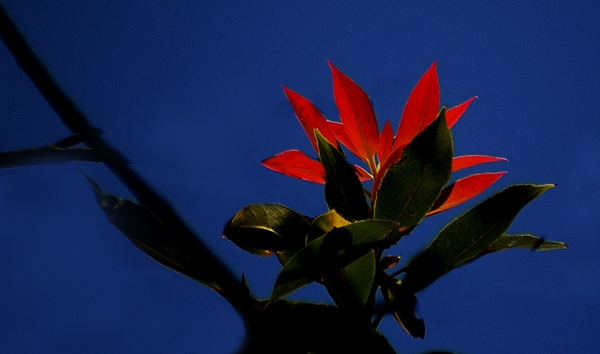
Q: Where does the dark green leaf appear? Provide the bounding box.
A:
[324,249,376,310]
[83,173,218,287]
[401,184,555,293]
[223,203,310,261]
[484,233,567,253]
[242,300,396,354]
[271,219,399,302]
[316,129,370,221]
[374,110,453,232]
[382,278,425,339]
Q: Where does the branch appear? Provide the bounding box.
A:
[0,3,259,319]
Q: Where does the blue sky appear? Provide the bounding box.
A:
[1,1,599,353]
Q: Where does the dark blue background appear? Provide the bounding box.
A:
[1,1,598,353]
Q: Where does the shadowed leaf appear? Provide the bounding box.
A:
[83,173,219,287]
[270,219,399,302]
[223,203,311,261]
[316,130,370,221]
[483,233,567,254]
[324,249,377,310]
[382,279,425,339]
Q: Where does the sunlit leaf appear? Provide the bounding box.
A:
[270,219,399,302]
[329,61,380,164]
[328,120,357,155]
[316,130,370,221]
[401,184,555,294]
[283,86,337,151]
[222,203,310,261]
[354,164,373,181]
[309,210,352,236]
[446,96,477,128]
[374,110,453,231]
[262,150,325,183]
[394,62,440,149]
[427,172,507,215]
[452,154,507,171]
[377,120,393,167]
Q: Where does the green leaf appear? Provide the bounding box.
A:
[316,129,370,221]
[401,184,555,294]
[374,110,453,232]
[323,249,377,310]
[83,173,218,287]
[485,233,567,253]
[270,219,399,302]
[382,278,425,339]
[308,210,351,243]
[223,203,310,261]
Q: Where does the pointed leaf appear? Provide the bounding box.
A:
[353,164,373,181]
[271,219,400,302]
[316,130,370,221]
[282,86,337,151]
[485,234,567,253]
[401,184,555,294]
[452,154,507,171]
[395,62,440,148]
[374,111,453,231]
[329,61,380,164]
[223,203,310,260]
[377,120,394,166]
[83,174,218,287]
[427,172,507,215]
[262,150,325,183]
[446,96,477,128]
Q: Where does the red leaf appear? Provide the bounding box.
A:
[394,62,440,149]
[329,61,380,163]
[452,155,507,171]
[427,172,507,215]
[353,164,372,181]
[328,120,358,155]
[262,150,325,183]
[446,96,477,128]
[377,120,393,166]
[282,86,337,152]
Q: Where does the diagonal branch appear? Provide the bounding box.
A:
[0,3,258,319]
